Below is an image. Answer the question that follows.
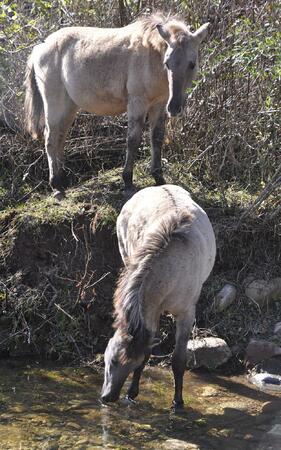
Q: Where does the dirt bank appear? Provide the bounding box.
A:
[0,168,280,366]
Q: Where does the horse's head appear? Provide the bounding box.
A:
[156,21,210,117]
[101,332,145,403]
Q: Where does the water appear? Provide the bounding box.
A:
[0,360,280,449]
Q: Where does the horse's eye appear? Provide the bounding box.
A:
[111,359,118,367]
[189,61,196,70]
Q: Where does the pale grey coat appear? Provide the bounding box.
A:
[101,185,216,407]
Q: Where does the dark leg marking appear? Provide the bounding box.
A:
[126,352,150,400]
[150,110,166,186]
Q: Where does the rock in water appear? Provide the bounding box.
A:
[186,337,231,369]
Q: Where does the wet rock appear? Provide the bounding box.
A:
[245,339,281,365]
[273,322,281,336]
[258,356,281,375]
[245,278,281,306]
[262,401,281,413]
[66,421,81,430]
[214,284,237,311]
[267,424,281,437]
[75,438,89,445]
[186,337,231,369]
[161,439,199,449]
[41,443,59,450]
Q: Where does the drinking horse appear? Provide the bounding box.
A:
[101,184,216,409]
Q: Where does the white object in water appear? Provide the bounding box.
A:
[249,372,281,392]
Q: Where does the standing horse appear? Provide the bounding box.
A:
[24,13,209,199]
[101,185,216,409]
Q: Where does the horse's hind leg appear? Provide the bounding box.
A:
[172,306,196,410]
[44,97,77,198]
[37,75,77,198]
[148,104,166,186]
[126,352,150,401]
[123,97,146,192]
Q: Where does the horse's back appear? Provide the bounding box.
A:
[117,184,215,268]
[117,185,216,318]
[31,22,163,115]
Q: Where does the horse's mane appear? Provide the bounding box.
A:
[114,209,193,362]
[137,12,190,52]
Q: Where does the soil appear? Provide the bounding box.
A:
[0,170,280,365]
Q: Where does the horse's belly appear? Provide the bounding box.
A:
[84,98,127,116]
[66,83,127,116]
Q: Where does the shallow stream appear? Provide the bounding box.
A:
[0,360,280,449]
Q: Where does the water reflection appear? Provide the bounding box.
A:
[0,361,280,449]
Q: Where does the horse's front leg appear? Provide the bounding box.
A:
[123,98,146,192]
[148,104,166,186]
[172,308,195,410]
[126,352,150,401]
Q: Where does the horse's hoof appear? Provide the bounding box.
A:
[122,396,136,405]
[99,398,110,407]
[53,190,65,201]
[171,401,184,413]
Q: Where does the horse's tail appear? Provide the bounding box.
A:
[114,209,193,362]
[24,54,44,139]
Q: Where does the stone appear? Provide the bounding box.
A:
[66,421,81,430]
[258,356,281,374]
[245,339,281,365]
[161,439,199,449]
[41,443,59,450]
[273,322,281,336]
[267,424,281,437]
[214,284,237,311]
[186,337,232,369]
[245,278,281,306]
[75,438,89,446]
[262,401,281,413]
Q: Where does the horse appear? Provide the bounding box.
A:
[24,13,210,199]
[101,184,216,409]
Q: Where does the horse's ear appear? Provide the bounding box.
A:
[156,24,171,44]
[193,23,210,44]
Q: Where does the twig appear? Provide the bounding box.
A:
[54,303,75,321]
[186,137,224,171]
[71,221,79,242]
[240,167,281,220]
[22,152,44,180]
[17,181,44,203]
[87,271,110,289]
